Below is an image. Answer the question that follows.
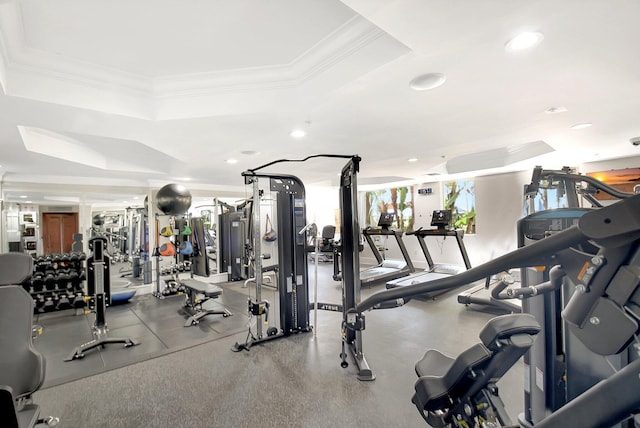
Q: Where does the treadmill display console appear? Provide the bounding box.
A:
[431,210,452,230]
[378,213,395,229]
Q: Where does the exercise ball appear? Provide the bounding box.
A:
[92,213,105,226]
[156,184,192,215]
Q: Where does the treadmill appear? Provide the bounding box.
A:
[386,210,471,299]
[360,213,415,287]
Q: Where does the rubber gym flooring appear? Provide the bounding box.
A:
[32,262,523,427]
[34,284,251,388]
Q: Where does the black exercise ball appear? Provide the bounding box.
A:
[92,213,105,226]
[156,184,192,215]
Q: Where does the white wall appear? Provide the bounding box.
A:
[306,186,340,233]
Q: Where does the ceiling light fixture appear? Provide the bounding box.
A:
[571,123,593,130]
[290,129,306,139]
[544,106,567,114]
[408,158,418,162]
[19,195,27,198]
[505,31,544,51]
[409,73,446,91]
[226,159,238,164]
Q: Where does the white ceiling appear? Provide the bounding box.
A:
[1,0,639,205]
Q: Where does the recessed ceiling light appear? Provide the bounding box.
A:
[408,158,418,162]
[123,201,128,204]
[19,195,27,198]
[26,201,32,203]
[290,129,306,139]
[133,196,139,200]
[409,73,446,91]
[505,31,544,51]
[179,177,191,181]
[544,106,567,114]
[226,159,238,164]
[571,123,593,130]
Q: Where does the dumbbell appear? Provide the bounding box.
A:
[32,274,45,293]
[71,292,87,309]
[56,271,70,289]
[34,295,46,313]
[42,296,55,312]
[44,274,56,291]
[56,293,72,310]
[68,270,79,285]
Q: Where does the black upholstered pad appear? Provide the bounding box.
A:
[0,386,19,428]
[181,280,223,298]
[0,253,33,286]
[478,313,540,350]
[415,349,455,377]
[413,343,491,412]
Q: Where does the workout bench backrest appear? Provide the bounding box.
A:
[413,313,541,413]
[0,253,33,286]
[0,253,45,401]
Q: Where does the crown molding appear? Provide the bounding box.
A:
[0,2,408,120]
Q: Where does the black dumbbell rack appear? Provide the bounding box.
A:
[21,252,89,314]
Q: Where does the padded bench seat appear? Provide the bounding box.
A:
[181,280,231,327]
[181,279,223,298]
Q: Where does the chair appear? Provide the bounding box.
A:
[412,313,540,428]
[309,225,336,262]
[0,253,58,427]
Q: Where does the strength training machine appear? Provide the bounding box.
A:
[231,163,313,351]
[345,190,640,427]
[66,236,139,361]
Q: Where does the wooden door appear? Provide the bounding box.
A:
[43,213,78,254]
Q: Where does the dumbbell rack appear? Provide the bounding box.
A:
[21,253,88,314]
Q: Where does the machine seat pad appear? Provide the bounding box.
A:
[0,385,40,428]
[181,280,223,298]
[415,349,455,377]
[478,313,541,351]
[413,343,491,412]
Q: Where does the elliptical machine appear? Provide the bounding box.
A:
[66,236,139,361]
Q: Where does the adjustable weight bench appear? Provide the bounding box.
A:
[412,313,541,428]
[181,279,232,327]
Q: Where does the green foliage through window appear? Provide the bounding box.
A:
[362,186,414,232]
[444,180,476,234]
